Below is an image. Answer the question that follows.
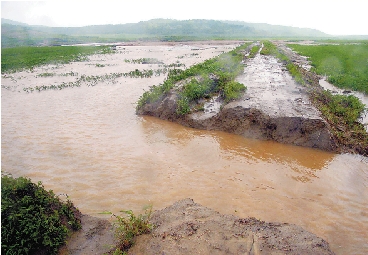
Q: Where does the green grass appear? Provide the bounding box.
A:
[101,206,152,253]
[248,44,261,58]
[312,90,368,154]
[1,176,81,255]
[288,43,368,94]
[136,43,251,114]
[1,45,113,73]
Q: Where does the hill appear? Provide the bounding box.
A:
[2,18,331,48]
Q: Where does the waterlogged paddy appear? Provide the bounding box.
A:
[2,42,368,254]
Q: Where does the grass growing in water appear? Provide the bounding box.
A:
[136,43,251,114]
[288,43,368,94]
[1,45,113,73]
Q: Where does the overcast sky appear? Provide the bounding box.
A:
[1,0,367,35]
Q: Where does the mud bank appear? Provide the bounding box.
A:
[62,199,334,255]
[59,215,116,255]
[137,45,336,151]
[129,199,334,254]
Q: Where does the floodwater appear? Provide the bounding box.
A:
[1,43,368,254]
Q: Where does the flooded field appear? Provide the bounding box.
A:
[2,42,368,254]
[319,78,368,130]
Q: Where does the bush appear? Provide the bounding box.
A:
[1,176,81,255]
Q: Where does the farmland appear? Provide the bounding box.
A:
[1,45,112,73]
[289,43,368,94]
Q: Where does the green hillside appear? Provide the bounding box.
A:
[2,18,332,48]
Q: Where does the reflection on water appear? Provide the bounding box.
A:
[141,115,335,183]
[2,45,368,255]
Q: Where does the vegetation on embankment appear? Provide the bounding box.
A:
[1,45,113,73]
[261,41,368,155]
[288,43,368,94]
[101,207,153,254]
[1,176,81,255]
[136,43,251,115]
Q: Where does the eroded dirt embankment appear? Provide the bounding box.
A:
[61,199,335,255]
[137,44,336,151]
[129,199,334,255]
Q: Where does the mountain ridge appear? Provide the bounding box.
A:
[1,18,360,48]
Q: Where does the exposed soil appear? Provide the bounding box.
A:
[130,199,335,255]
[61,199,334,255]
[59,215,116,255]
[137,42,337,152]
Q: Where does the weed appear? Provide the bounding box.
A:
[102,206,153,252]
[36,72,56,77]
[124,58,162,64]
[177,96,191,115]
[60,71,79,77]
[224,81,247,102]
[248,45,261,58]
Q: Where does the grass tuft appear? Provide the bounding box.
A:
[103,206,153,253]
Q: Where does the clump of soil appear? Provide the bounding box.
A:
[129,198,334,255]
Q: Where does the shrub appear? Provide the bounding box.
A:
[1,176,81,255]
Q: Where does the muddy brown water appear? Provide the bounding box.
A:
[1,43,368,254]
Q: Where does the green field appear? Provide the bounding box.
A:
[289,43,368,94]
[1,45,112,73]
